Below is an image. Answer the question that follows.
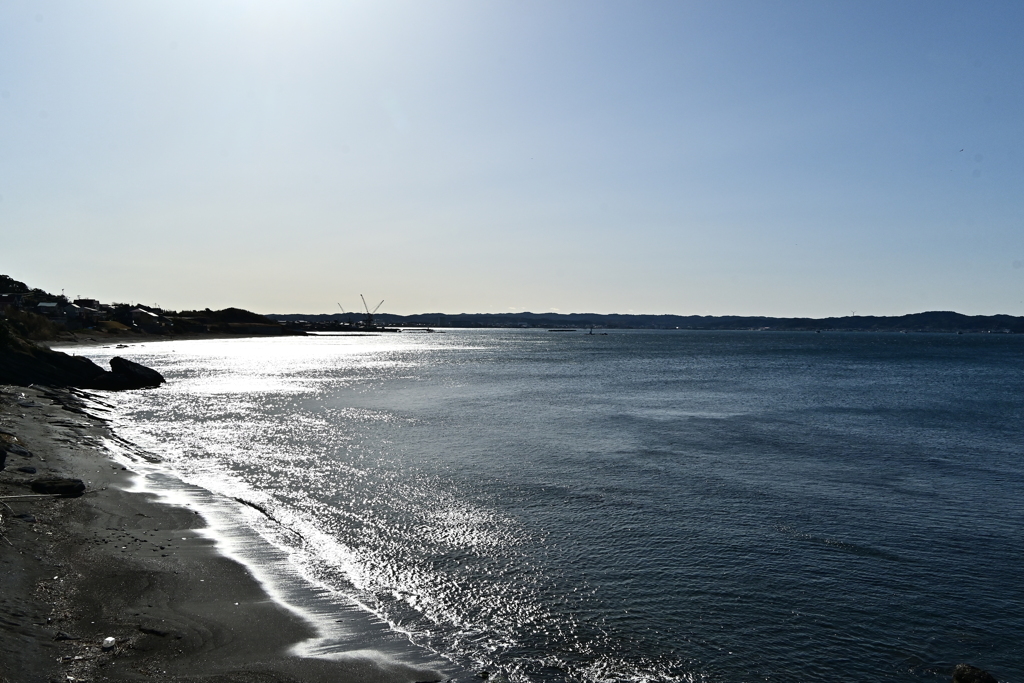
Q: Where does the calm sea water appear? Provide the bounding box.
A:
[76,330,1024,682]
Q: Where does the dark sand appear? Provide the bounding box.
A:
[0,385,448,683]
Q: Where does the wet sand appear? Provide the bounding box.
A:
[0,385,447,683]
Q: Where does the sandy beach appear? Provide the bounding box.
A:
[0,384,448,683]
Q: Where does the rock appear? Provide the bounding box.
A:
[30,478,86,498]
[101,636,116,650]
[15,513,37,523]
[108,356,165,388]
[2,321,165,390]
[1,323,112,387]
[953,664,998,683]
[53,631,79,641]
[7,444,32,457]
[16,466,37,474]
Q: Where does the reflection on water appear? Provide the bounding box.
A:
[72,331,1024,682]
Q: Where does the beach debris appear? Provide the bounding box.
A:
[0,493,70,501]
[102,637,116,651]
[6,444,32,457]
[953,664,998,683]
[54,631,79,641]
[15,513,36,523]
[30,478,86,498]
[17,466,37,474]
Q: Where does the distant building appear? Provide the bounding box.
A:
[131,308,169,331]
[37,302,62,319]
[62,303,102,329]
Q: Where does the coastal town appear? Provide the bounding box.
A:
[0,274,298,339]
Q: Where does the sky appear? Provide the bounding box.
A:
[1,0,1023,317]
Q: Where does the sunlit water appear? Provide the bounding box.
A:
[69,330,1024,682]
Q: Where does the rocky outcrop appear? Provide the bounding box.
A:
[1,321,164,390]
[953,664,998,683]
[105,357,165,389]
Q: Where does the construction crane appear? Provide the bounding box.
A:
[360,295,384,329]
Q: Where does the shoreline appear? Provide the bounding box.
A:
[0,384,451,683]
[45,330,290,348]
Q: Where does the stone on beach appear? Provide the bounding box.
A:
[5,444,33,457]
[29,477,86,498]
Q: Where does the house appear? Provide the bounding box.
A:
[36,302,63,319]
[131,308,169,331]
[65,303,100,324]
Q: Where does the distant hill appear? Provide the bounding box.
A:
[4,270,1020,335]
[172,307,298,335]
[175,307,280,325]
[270,310,1024,333]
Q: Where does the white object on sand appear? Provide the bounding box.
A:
[101,637,115,650]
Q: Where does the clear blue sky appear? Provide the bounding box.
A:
[2,1,1022,316]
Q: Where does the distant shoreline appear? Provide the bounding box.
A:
[271,310,1024,334]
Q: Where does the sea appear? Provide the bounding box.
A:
[67,329,1024,682]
